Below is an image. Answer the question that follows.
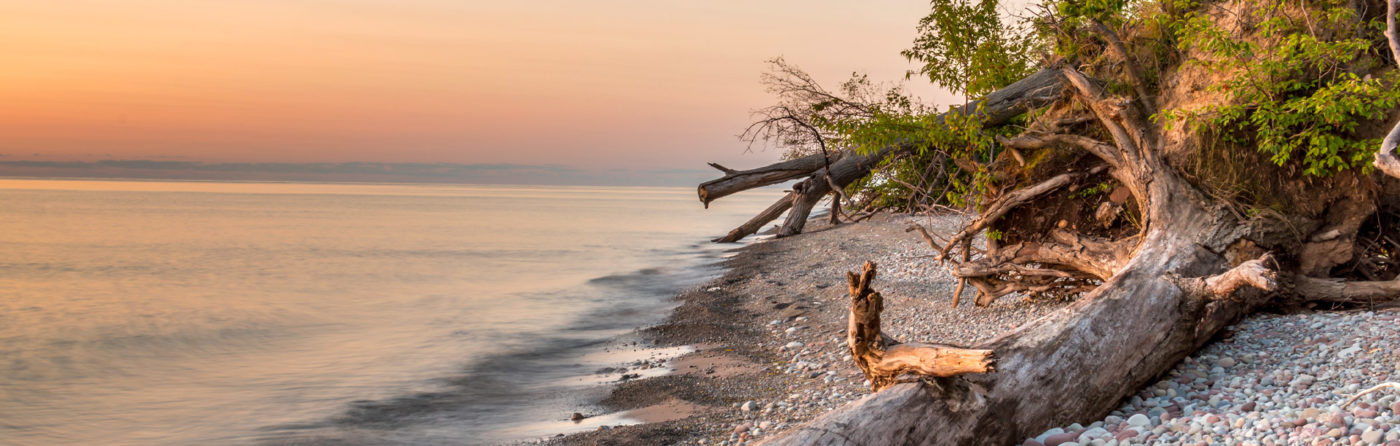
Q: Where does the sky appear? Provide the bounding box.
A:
[0,1,959,185]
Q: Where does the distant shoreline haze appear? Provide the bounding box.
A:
[0,159,718,187]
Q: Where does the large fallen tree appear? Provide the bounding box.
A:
[698,0,1400,443]
[701,68,1066,242]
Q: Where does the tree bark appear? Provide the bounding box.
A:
[779,146,901,237]
[766,203,1260,445]
[712,192,795,243]
[698,154,840,207]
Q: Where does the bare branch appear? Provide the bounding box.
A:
[1343,383,1400,408]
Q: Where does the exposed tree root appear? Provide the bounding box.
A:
[937,166,1108,261]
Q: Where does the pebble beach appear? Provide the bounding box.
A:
[543,212,1400,446]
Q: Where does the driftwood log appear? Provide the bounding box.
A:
[846,261,994,392]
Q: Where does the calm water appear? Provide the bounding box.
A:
[0,179,778,445]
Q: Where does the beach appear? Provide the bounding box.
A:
[538,212,1074,445]
[542,212,1400,446]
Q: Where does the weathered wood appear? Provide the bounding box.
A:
[1293,276,1400,302]
[1172,255,1279,297]
[846,261,994,392]
[698,153,839,207]
[712,192,795,243]
[770,208,1254,445]
[1378,0,1400,179]
[779,147,900,237]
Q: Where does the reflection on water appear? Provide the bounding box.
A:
[0,179,779,445]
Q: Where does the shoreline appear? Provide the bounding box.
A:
[535,212,1400,446]
[536,212,1076,445]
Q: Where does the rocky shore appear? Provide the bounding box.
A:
[535,213,1400,446]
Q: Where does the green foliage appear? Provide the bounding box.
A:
[903,0,1036,98]
[828,99,1020,208]
[1069,181,1114,199]
[1166,0,1400,176]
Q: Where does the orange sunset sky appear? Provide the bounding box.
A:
[1,1,958,182]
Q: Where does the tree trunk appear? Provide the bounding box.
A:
[712,192,795,243]
[765,187,1261,445]
[759,63,1305,445]
[779,146,900,237]
[698,154,841,207]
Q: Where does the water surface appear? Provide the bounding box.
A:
[0,179,779,445]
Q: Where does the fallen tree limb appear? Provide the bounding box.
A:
[712,191,795,243]
[846,261,995,392]
[1293,276,1400,302]
[698,153,839,207]
[705,67,1068,241]
[780,146,902,237]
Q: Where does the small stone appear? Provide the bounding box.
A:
[1045,431,1080,446]
[759,421,773,430]
[1242,402,1257,412]
[1078,427,1110,442]
[1128,414,1152,427]
[1024,441,1046,446]
[1328,428,1346,438]
[1330,412,1347,427]
[570,412,585,421]
[1218,357,1237,368]
[741,401,757,412]
[1363,428,1383,444]
[1036,428,1065,443]
[1339,346,1362,359]
[1115,430,1139,441]
[735,423,751,433]
[783,341,803,350]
